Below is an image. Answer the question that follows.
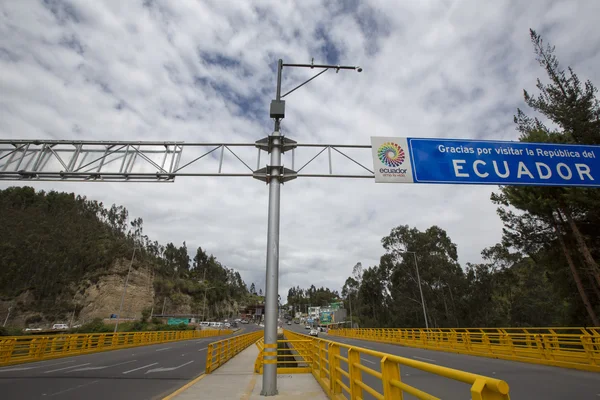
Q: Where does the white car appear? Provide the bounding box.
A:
[52,324,69,330]
[305,325,311,330]
[309,329,319,337]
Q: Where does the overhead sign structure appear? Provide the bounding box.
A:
[371,137,600,187]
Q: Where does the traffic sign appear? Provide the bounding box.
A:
[371,137,600,187]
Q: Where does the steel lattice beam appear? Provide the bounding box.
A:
[0,139,374,182]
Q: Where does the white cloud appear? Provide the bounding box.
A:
[1,0,599,300]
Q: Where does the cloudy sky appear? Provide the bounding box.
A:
[1,0,599,300]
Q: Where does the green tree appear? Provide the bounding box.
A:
[492,29,600,325]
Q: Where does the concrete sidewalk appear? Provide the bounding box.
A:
[167,343,328,399]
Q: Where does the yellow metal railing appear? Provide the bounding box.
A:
[254,335,314,374]
[206,330,263,373]
[283,330,510,400]
[328,327,600,372]
[0,329,233,367]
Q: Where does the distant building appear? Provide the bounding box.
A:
[240,304,265,321]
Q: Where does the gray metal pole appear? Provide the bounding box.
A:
[2,306,11,327]
[412,252,429,329]
[202,268,208,322]
[348,290,352,328]
[114,247,136,333]
[261,59,283,396]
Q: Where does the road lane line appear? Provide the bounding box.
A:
[68,359,137,372]
[44,380,99,397]
[44,363,90,373]
[0,359,74,371]
[156,347,172,352]
[198,347,208,351]
[361,358,377,365]
[122,362,158,374]
[146,360,194,374]
[0,366,40,372]
[413,356,436,362]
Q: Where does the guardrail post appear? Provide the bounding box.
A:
[347,348,363,400]
[381,356,402,400]
[319,341,327,380]
[206,343,214,373]
[328,343,341,395]
[581,335,598,367]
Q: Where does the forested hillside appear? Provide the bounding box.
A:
[341,31,600,329]
[0,186,252,327]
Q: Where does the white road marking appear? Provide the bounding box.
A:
[44,363,90,373]
[0,359,73,372]
[42,380,99,396]
[412,356,436,362]
[145,360,194,374]
[0,366,39,372]
[122,362,158,374]
[68,360,137,372]
[361,358,377,365]
[156,347,172,352]
[198,347,208,351]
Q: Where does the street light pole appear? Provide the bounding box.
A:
[2,306,11,327]
[402,251,428,329]
[348,289,352,328]
[261,59,284,396]
[202,268,208,322]
[261,58,362,396]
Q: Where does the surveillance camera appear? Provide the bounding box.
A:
[356,67,363,72]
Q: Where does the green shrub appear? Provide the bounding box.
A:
[0,326,23,336]
[72,318,112,333]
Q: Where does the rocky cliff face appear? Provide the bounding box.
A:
[1,258,156,328]
[74,258,155,323]
[2,258,249,328]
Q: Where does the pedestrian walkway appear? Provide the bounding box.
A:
[166,342,328,399]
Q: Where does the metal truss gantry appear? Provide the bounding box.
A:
[0,139,374,182]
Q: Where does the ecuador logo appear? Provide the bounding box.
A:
[377,142,405,168]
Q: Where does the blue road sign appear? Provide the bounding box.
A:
[371,137,600,187]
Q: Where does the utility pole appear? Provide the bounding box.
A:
[412,251,429,330]
[401,251,428,329]
[261,59,362,396]
[114,247,137,333]
[202,268,208,322]
[2,306,11,327]
[348,289,352,328]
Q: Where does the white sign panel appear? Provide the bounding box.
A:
[370,137,415,183]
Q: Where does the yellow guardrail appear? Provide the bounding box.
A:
[0,329,233,367]
[328,327,600,372]
[254,335,313,374]
[283,330,510,400]
[206,330,263,373]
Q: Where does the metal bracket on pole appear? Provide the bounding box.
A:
[255,135,297,153]
[253,165,297,183]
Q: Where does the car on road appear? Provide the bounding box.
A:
[309,328,319,337]
[305,325,311,329]
[287,321,292,325]
[51,324,68,330]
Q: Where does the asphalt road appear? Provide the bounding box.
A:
[286,323,600,399]
[0,325,261,400]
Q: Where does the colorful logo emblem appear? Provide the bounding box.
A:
[377,142,405,167]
